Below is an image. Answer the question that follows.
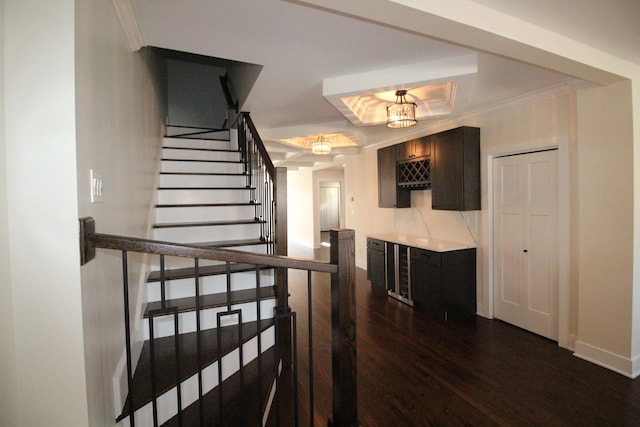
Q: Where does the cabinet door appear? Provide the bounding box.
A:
[411,249,444,319]
[367,238,386,292]
[396,136,431,162]
[378,146,410,208]
[367,247,386,291]
[412,136,431,158]
[431,127,480,211]
[441,249,477,319]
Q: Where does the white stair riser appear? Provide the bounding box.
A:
[120,330,275,427]
[147,270,275,302]
[161,160,244,174]
[148,247,271,271]
[163,148,240,162]
[159,174,247,188]
[157,189,252,205]
[155,205,256,223]
[163,137,233,150]
[153,223,264,243]
[145,299,276,339]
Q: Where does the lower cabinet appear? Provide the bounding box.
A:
[410,248,443,318]
[366,236,476,320]
[366,238,386,292]
[411,247,476,320]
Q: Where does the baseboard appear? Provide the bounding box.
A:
[475,302,491,319]
[562,333,577,352]
[574,340,639,379]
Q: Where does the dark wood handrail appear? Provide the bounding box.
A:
[239,112,275,177]
[80,217,335,273]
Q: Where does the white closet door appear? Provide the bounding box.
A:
[493,150,559,340]
[320,185,340,231]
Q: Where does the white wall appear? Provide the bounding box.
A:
[75,0,164,424]
[0,0,18,425]
[574,81,635,376]
[3,0,89,425]
[287,169,314,249]
[2,0,163,425]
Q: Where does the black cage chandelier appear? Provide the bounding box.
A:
[386,89,417,129]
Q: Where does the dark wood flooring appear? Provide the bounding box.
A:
[282,244,640,426]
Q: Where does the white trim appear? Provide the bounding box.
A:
[112,0,146,52]
[574,340,640,379]
[485,136,572,349]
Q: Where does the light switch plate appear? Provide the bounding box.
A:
[90,169,103,203]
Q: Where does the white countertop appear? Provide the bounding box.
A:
[368,233,476,252]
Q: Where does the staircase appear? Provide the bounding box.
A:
[115,125,280,426]
[79,114,358,426]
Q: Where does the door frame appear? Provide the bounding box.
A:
[486,136,573,349]
[312,168,346,249]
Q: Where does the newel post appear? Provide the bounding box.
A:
[274,167,293,366]
[329,229,358,427]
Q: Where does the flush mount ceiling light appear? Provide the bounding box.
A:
[387,90,418,128]
[311,135,331,155]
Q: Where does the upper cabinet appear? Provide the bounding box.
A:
[378,145,410,208]
[396,136,431,162]
[377,126,480,211]
[431,127,480,211]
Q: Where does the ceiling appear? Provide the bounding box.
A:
[132,0,638,169]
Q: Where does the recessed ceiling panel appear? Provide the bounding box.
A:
[323,55,476,126]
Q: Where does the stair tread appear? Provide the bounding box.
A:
[157,186,254,190]
[155,202,260,208]
[163,146,239,153]
[148,262,272,282]
[144,286,276,317]
[161,345,278,427]
[160,171,249,176]
[165,136,230,142]
[153,219,265,229]
[162,158,243,163]
[117,319,276,421]
[192,238,272,248]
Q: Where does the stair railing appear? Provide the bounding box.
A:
[234,111,293,386]
[236,112,278,251]
[80,218,358,426]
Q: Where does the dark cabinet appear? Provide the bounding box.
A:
[376,126,479,210]
[410,248,443,318]
[366,238,386,292]
[366,236,477,320]
[431,127,480,211]
[410,247,477,320]
[378,145,410,208]
[396,136,431,162]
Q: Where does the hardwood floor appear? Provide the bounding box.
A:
[282,244,640,426]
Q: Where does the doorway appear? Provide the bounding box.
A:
[319,183,341,231]
[492,149,559,340]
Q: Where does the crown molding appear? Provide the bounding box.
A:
[112,0,146,52]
